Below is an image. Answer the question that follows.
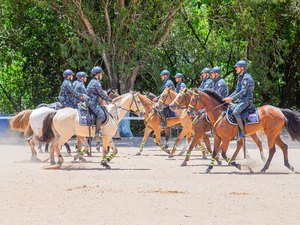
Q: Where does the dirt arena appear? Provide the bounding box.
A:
[0,134,300,225]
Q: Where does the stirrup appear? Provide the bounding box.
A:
[160,123,167,129]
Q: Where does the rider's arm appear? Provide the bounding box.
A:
[96,82,113,102]
[66,82,83,99]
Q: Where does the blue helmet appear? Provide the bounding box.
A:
[76,71,88,79]
[91,66,103,76]
[63,69,74,77]
[211,66,222,75]
[201,68,211,74]
[234,60,248,69]
[160,70,170,76]
[174,73,184,78]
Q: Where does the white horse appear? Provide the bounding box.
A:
[10,107,88,162]
[40,92,144,169]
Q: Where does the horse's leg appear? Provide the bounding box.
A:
[220,138,241,171]
[206,135,222,173]
[28,135,41,162]
[100,137,111,169]
[64,142,71,155]
[181,133,200,166]
[107,138,118,162]
[136,127,153,156]
[45,143,49,153]
[38,142,43,153]
[275,135,294,172]
[231,139,243,161]
[49,143,56,165]
[250,133,266,162]
[164,127,170,149]
[153,128,169,154]
[170,128,188,158]
[260,136,276,173]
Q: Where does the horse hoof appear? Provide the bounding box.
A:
[163,149,170,155]
[289,166,295,172]
[237,164,241,170]
[217,160,222,166]
[205,168,211,174]
[165,145,169,149]
[202,156,208,160]
[31,156,41,162]
[96,147,100,152]
[260,169,266,173]
[50,160,56,165]
[105,165,111,170]
[136,152,141,156]
[58,157,64,166]
[80,158,87,163]
[181,161,187,167]
[168,154,174,159]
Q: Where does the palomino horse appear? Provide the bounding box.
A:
[40,92,144,169]
[169,88,266,166]
[156,87,210,159]
[135,93,182,155]
[188,89,300,173]
[9,108,77,161]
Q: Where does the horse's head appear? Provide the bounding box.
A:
[187,89,204,117]
[156,87,176,112]
[169,88,190,112]
[129,91,145,117]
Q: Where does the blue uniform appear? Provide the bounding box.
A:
[86,78,112,120]
[213,76,228,98]
[158,78,175,98]
[59,79,83,108]
[198,78,214,90]
[73,80,87,106]
[175,81,186,93]
[229,72,255,119]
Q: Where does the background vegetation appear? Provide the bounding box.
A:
[1,0,299,114]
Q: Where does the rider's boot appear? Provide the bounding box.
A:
[236,117,246,140]
[95,118,103,142]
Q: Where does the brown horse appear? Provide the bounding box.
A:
[156,87,212,160]
[188,89,300,173]
[135,93,181,155]
[168,88,265,166]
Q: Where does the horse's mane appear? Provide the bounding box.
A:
[202,89,228,106]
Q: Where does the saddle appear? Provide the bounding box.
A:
[226,104,259,125]
[77,102,109,126]
[205,105,259,126]
[37,102,63,110]
[163,106,178,119]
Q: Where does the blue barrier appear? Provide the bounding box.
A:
[0,114,10,138]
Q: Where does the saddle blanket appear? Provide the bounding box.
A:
[77,105,109,126]
[226,105,259,125]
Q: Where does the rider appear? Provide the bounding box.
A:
[223,60,255,139]
[210,66,228,98]
[174,73,186,93]
[86,66,113,141]
[198,68,214,90]
[153,70,175,128]
[73,71,88,108]
[59,69,86,108]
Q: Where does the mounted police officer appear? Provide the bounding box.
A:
[73,71,88,108]
[223,60,255,139]
[86,66,113,141]
[59,69,86,108]
[153,70,175,128]
[198,68,214,90]
[174,73,186,93]
[210,66,228,98]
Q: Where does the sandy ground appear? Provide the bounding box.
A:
[0,134,300,225]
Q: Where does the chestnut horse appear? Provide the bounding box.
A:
[188,89,300,173]
[135,93,181,155]
[156,87,212,160]
[167,88,265,166]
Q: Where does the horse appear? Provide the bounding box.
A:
[9,107,87,161]
[40,92,144,169]
[188,89,300,173]
[135,92,182,155]
[156,87,210,159]
[169,88,266,166]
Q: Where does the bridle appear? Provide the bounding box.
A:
[115,92,144,116]
[171,90,190,110]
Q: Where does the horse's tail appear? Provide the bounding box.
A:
[281,108,300,141]
[9,109,32,132]
[40,112,57,143]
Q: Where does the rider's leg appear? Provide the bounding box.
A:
[159,109,167,129]
[232,102,249,140]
